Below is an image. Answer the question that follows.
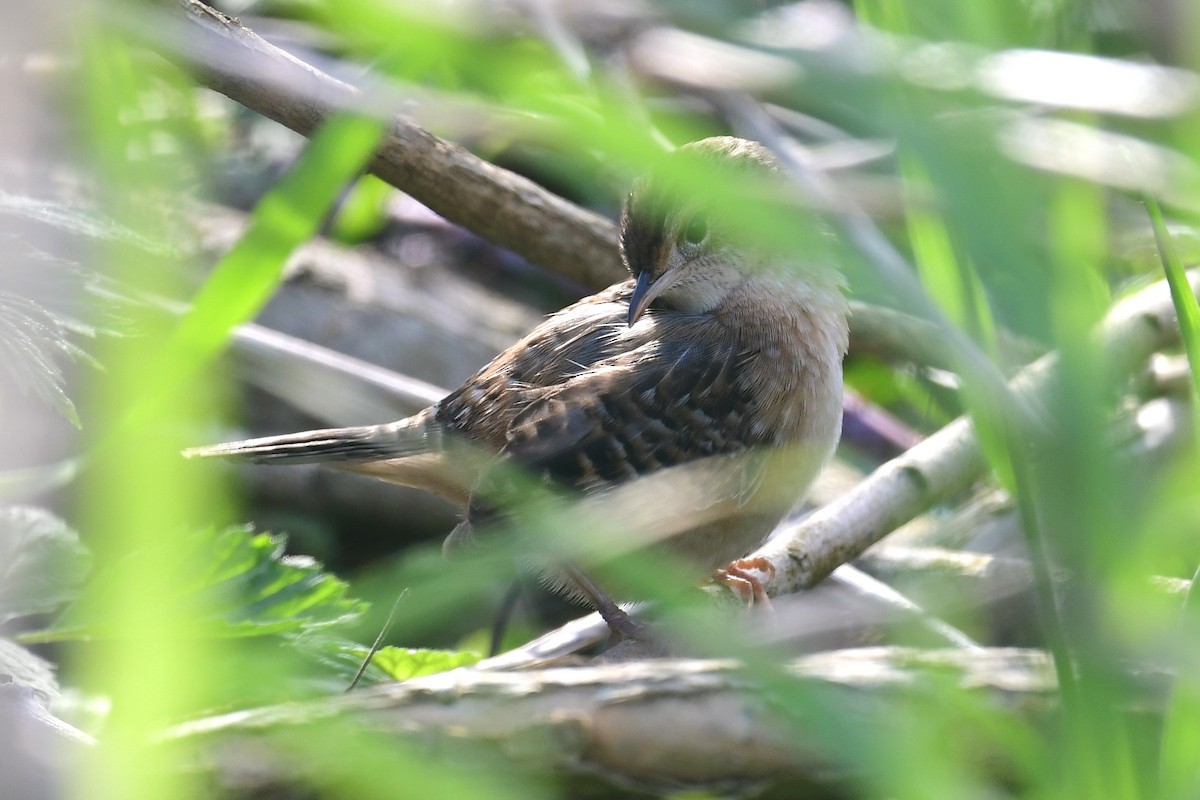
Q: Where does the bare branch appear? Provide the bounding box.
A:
[753,270,1200,595]
[157,0,625,288]
[170,647,1065,794]
[158,3,956,372]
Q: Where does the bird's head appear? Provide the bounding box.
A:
[619,137,789,326]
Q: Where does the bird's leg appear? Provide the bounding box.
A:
[562,561,649,641]
[488,578,525,657]
[713,557,776,610]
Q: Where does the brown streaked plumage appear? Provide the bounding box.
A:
[185,137,849,631]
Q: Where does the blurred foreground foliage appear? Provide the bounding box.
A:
[3,0,1200,798]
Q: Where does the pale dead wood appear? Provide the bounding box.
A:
[859,544,1193,606]
[879,394,1193,556]
[752,271,1200,596]
[170,647,1064,794]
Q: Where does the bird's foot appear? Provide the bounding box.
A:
[713,557,776,610]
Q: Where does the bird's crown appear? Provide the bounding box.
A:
[619,137,782,285]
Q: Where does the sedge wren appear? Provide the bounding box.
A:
[187,137,849,635]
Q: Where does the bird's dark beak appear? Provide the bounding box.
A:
[628,270,658,326]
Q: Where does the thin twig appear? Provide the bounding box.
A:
[347,589,409,691]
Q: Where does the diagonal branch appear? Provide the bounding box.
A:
[754,270,1200,595]
[156,3,955,368]
[156,0,625,288]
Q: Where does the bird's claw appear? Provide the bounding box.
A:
[713,557,776,610]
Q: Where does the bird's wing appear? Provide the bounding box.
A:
[506,336,758,486]
[434,282,637,447]
[458,330,770,532]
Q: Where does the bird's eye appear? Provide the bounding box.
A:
[681,213,708,246]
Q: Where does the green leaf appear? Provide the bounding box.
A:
[0,289,88,428]
[370,646,480,682]
[280,637,480,687]
[21,525,366,642]
[285,633,395,686]
[0,636,60,700]
[0,506,91,623]
[198,528,369,636]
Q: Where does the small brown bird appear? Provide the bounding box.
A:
[187,137,848,635]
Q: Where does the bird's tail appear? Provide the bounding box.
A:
[183,410,443,466]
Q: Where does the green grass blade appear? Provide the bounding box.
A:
[1148,196,1200,799]
[1160,564,1200,799]
[124,113,386,432]
[1147,196,1200,433]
